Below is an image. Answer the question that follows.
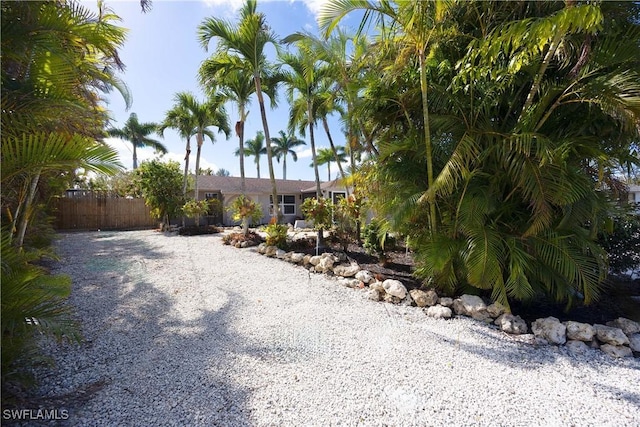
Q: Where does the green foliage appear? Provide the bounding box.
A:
[136,159,185,229]
[265,221,289,249]
[362,218,394,263]
[332,195,364,251]
[182,199,210,226]
[300,197,334,230]
[598,208,640,275]
[1,229,80,390]
[227,195,262,226]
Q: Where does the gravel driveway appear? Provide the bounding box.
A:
[29,230,640,426]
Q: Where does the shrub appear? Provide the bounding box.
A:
[333,196,361,251]
[598,208,640,275]
[264,218,288,249]
[362,218,395,264]
[227,195,262,234]
[300,197,333,230]
[182,199,209,227]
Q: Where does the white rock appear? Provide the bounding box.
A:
[264,246,278,257]
[382,279,407,299]
[454,294,487,316]
[438,297,453,307]
[257,243,267,254]
[564,321,595,342]
[496,314,528,335]
[309,255,322,266]
[370,281,385,294]
[315,257,335,273]
[531,317,567,345]
[383,293,402,304]
[600,344,633,358]
[275,249,286,259]
[409,289,438,307]
[565,340,590,355]
[606,317,640,336]
[302,255,312,265]
[355,270,374,284]
[486,302,507,318]
[366,289,381,301]
[340,278,360,288]
[594,324,630,346]
[426,305,453,319]
[333,264,361,277]
[628,334,640,352]
[290,253,304,263]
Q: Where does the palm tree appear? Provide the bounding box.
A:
[271,130,306,179]
[107,113,167,169]
[314,146,346,182]
[236,131,266,178]
[158,93,196,197]
[198,0,281,220]
[175,92,230,197]
[320,1,456,235]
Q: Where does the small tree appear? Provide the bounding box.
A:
[300,197,334,234]
[136,159,184,231]
[227,195,262,235]
[182,199,209,227]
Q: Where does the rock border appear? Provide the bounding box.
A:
[253,243,640,359]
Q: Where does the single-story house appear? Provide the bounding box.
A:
[196,176,351,226]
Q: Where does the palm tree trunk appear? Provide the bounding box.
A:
[308,99,324,248]
[132,143,138,169]
[322,117,348,192]
[194,132,203,226]
[237,112,246,195]
[256,158,261,179]
[182,136,191,227]
[16,169,41,248]
[254,74,279,221]
[283,155,287,180]
[419,49,437,235]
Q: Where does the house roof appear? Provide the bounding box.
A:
[197,175,318,195]
[302,178,348,193]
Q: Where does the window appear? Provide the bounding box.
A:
[332,192,347,204]
[204,193,218,200]
[270,195,296,215]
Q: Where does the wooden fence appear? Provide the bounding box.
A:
[52,193,157,231]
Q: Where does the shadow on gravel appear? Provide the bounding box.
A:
[16,231,254,426]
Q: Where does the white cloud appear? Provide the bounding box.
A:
[300,0,328,17]
[295,147,314,159]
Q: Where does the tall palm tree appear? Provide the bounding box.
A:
[271,130,306,179]
[175,92,230,197]
[314,146,347,181]
[198,0,282,220]
[236,131,266,178]
[158,93,197,197]
[107,113,167,169]
[320,0,456,235]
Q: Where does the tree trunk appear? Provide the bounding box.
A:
[308,98,324,248]
[132,143,138,169]
[182,136,191,228]
[283,155,287,180]
[16,169,41,248]
[255,74,279,221]
[194,131,203,199]
[419,49,437,235]
[237,113,249,235]
[323,117,348,193]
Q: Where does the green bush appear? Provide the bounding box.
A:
[362,218,394,264]
[300,197,333,230]
[182,199,209,226]
[265,221,288,249]
[227,195,262,229]
[598,208,640,275]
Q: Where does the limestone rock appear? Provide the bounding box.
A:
[370,281,385,294]
[594,324,630,346]
[409,289,438,308]
[257,243,267,254]
[486,302,507,318]
[425,305,453,319]
[333,264,361,277]
[302,255,312,265]
[339,278,360,288]
[382,279,407,299]
[532,317,567,345]
[275,249,286,259]
[564,321,595,342]
[355,270,374,284]
[366,289,382,301]
[454,294,487,317]
[383,293,402,304]
[264,246,278,257]
[600,344,633,358]
[315,257,335,273]
[496,314,528,335]
[438,297,453,307]
[628,334,640,352]
[290,252,304,263]
[606,317,640,336]
[565,340,590,355]
[309,255,322,266]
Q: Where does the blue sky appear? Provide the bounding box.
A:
[86,0,362,182]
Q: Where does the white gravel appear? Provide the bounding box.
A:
[30,230,640,426]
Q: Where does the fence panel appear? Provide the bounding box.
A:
[52,194,157,231]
